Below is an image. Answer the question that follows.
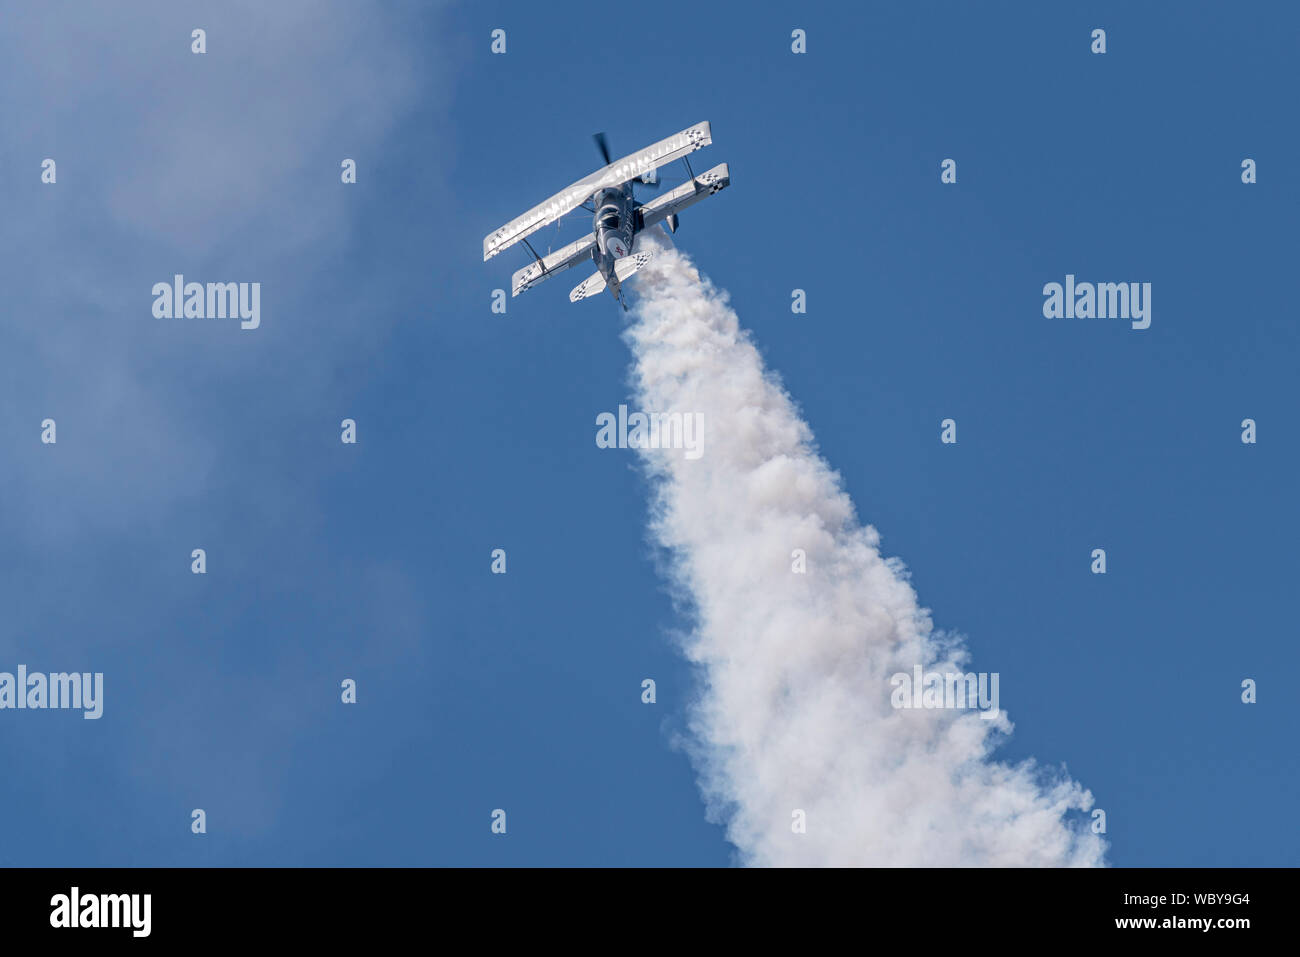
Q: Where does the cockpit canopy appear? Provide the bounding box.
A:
[596,203,621,232]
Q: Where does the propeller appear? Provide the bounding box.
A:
[593,131,663,193]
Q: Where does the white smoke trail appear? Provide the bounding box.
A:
[625,236,1105,867]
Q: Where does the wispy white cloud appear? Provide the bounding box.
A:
[0,2,448,840]
[0,1,447,543]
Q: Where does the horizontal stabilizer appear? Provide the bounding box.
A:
[569,271,609,302]
[613,249,654,283]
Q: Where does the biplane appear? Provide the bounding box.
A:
[482,122,730,309]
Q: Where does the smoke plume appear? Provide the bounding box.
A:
[625,236,1105,866]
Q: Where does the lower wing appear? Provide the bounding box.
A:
[637,163,730,231]
[511,233,598,297]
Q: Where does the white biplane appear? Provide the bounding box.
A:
[482,122,730,309]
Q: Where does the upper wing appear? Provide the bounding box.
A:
[483,122,712,262]
[638,163,731,231]
[511,233,598,296]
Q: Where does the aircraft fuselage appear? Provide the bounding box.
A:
[591,184,638,300]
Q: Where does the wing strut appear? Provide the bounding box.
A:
[521,237,548,276]
[681,155,698,194]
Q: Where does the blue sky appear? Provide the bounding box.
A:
[0,0,1295,866]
